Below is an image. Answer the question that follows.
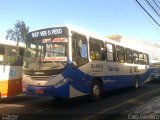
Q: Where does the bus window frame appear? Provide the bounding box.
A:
[125,48,133,63]
[133,50,139,64]
[1,45,24,66]
[105,42,116,62]
[0,45,5,64]
[144,53,149,65]
[72,33,89,68]
[139,52,144,65]
[89,37,105,61]
[116,45,125,63]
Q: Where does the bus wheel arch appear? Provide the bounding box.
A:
[90,77,103,100]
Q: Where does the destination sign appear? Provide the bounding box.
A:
[42,38,68,43]
[42,57,67,61]
[27,27,68,40]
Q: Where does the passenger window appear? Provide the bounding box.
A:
[80,41,87,58]
[0,45,24,66]
[16,47,24,66]
[133,50,139,64]
[125,48,133,63]
[116,46,125,63]
[0,45,5,64]
[89,38,105,61]
[144,53,149,65]
[5,46,17,66]
[139,52,144,65]
[106,43,115,61]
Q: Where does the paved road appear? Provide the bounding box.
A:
[0,81,160,120]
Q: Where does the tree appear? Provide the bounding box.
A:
[6,20,29,55]
[6,20,29,43]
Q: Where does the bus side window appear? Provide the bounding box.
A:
[116,46,125,63]
[144,53,149,65]
[89,38,105,61]
[19,47,24,56]
[139,52,144,65]
[72,33,88,67]
[125,48,133,63]
[106,43,115,61]
[0,45,5,64]
[16,47,24,66]
[133,50,139,64]
[72,38,87,58]
[5,46,17,66]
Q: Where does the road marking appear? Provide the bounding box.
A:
[34,108,46,112]
[82,87,160,120]
[0,103,25,109]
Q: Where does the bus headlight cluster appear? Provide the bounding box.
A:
[55,78,69,88]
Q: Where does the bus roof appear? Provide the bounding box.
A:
[66,25,149,54]
[0,39,25,47]
[28,25,148,54]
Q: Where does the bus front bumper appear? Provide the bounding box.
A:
[25,83,70,99]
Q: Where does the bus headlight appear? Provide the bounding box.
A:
[55,78,69,88]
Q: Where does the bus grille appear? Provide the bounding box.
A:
[28,76,55,81]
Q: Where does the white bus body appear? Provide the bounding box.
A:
[22,26,150,99]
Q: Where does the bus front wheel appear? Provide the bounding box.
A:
[90,80,102,100]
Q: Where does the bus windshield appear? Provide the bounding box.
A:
[23,38,68,71]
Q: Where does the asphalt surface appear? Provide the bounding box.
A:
[0,81,160,120]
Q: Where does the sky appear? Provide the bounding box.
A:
[0,0,160,43]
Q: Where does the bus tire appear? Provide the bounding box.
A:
[133,76,139,90]
[90,80,102,100]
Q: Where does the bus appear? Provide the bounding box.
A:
[150,62,160,81]
[0,40,24,99]
[22,26,150,100]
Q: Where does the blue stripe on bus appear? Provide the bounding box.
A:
[61,66,150,93]
[26,65,150,98]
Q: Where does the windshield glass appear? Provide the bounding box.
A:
[23,38,68,71]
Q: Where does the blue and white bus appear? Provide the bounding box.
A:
[22,26,150,100]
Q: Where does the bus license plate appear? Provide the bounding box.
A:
[36,89,44,94]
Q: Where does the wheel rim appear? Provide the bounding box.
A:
[93,85,100,96]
